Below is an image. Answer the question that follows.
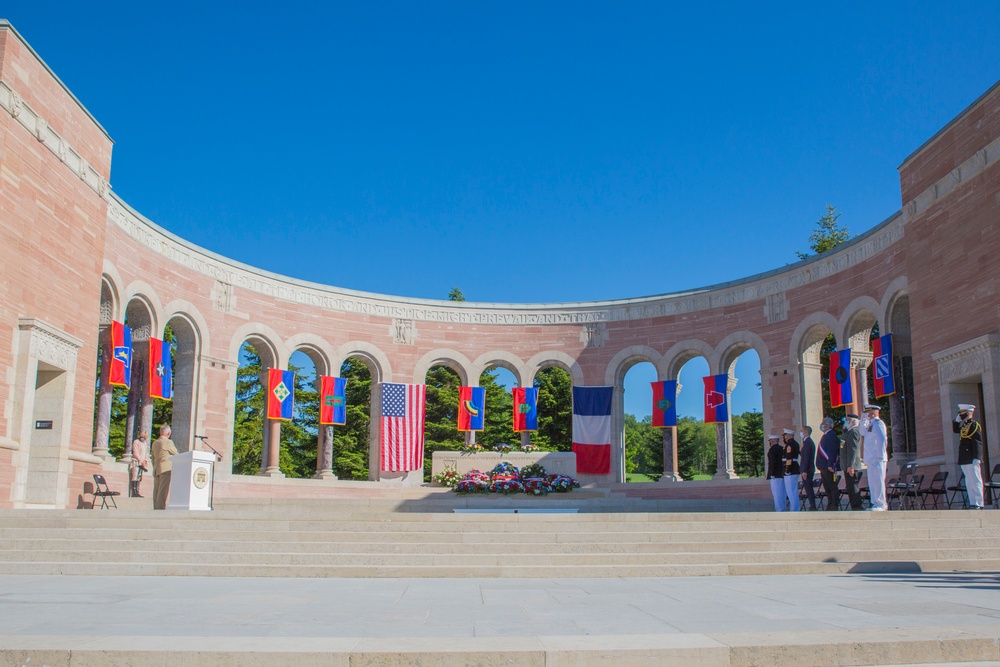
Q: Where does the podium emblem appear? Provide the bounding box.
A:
[193,466,209,489]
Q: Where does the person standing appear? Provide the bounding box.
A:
[861,404,888,511]
[766,434,787,511]
[151,425,178,510]
[129,432,149,498]
[816,417,840,510]
[782,429,801,512]
[799,426,817,510]
[840,414,864,510]
[954,404,984,509]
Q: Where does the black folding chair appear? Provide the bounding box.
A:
[901,473,925,510]
[986,464,1000,509]
[918,471,949,509]
[92,474,120,509]
[887,462,918,510]
[946,473,968,509]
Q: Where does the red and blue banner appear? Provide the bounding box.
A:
[703,374,729,423]
[149,337,172,400]
[872,334,895,398]
[512,387,538,432]
[319,376,347,425]
[457,386,485,431]
[651,380,678,428]
[108,320,132,389]
[267,368,295,421]
[572,386,614,474]
[829,348,853,408]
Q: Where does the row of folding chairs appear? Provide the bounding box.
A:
[798,463,1000,510]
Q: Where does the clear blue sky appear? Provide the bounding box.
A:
[8,3,999,418]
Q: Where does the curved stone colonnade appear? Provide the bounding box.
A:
[1,20,998,508]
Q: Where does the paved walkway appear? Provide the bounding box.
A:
[1,572,999,665]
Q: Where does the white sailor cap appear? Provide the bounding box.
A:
[864,403,881,410]
[767,434,780,440]
[782,428,795,435]
[958,404,976,411]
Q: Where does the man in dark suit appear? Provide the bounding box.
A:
[799,426,817,510]
[816,417,840,510]
[840,414,864,510]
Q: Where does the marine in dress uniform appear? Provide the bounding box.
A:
[840,414,864,510]
[861,404,888,511]
[954,404,984,509]
[782,429,801,512]
[799,427,817,511]
[766,434,787,512]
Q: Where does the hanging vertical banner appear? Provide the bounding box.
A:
[829,348,853,408]
[650,380,678,428]
[872,334,895,398]
[572,386,614,474]
[380,382,426,471]
[512,387,538,432]
[703,374,730,423]
[148,337,173,400]
[267,368,295,421]
[319,376,347,425]
[457,386,486,432]
[108,320,132,389]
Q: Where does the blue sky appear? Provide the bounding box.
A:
[7,3,999,418]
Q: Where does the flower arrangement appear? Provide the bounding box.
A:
[490,462,519,478]
[519,442,539,453]
[522,477,552,495]
[453,469,490,493]
[494,443,512,455]
[461,442,484,454]
[489,477,525,494]
[547,474,581,493]
[433,465,461,488]
[520,463,547,479]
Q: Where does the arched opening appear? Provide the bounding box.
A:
[621,361,661,482]
[231,337,277,476]
[888,295,916,458]
[476,365,516,450]
[278,349,320,478]
[802,326,837,431]
[334,357,374,480]
[163,317,199,452]
[727,349,763,478]
[423,363,464,481]
[675,356,715,480]
[532,366,573,452]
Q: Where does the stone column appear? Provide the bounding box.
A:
[611,385,625,483]
[264,418,284,477]
[314,425,336,479]
[713,376,739,479]
[658,381,682,482]
[93,328,113,459]
[852,351,873,417]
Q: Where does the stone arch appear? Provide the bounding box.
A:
[99,275,119,326]
[604,345,660,386]
[788,312,839,436]
[285,333,334,377]
[228,323,285,371]
[471,351,527,386]
[882,279,916,457]
[525,351,584,386]
[92,273,124,458]
[121,294,158,449]
[333,341,391,384]
[715,331,770,376]
[880,276,909,333]
[100,260,125,321]
[163,311,202,452]
[412,349,473,385]
[660,339,714,380]
[839,295,881,352]
[121,281,163,335]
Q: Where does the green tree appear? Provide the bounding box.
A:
[797,205,849,259]
[422,365,465,479]
[477,369,516,449]
[533,367,573,450]
[332,358,372,480]
[231,342,264,475]
[448,287,466,302]
[624,414,663,478]
[732,410,764,477]
[677,416,717,479]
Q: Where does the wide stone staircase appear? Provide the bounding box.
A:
[1,497,998,578]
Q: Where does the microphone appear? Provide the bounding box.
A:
[193,435,223,461]
[194,435,208,440]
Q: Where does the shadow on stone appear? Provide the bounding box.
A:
[848,561,923,574]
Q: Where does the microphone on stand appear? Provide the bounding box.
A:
[194,435,223,461]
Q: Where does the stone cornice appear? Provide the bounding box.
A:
[108,193,905,325]
[0,78,110,197]
[902,133,1000,223]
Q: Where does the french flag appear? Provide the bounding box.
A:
[703,374,729,423]
[572,386,613,474]
[829,348,853,408]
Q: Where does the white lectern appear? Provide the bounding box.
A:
[166,450,216,511]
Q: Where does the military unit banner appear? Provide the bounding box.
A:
[319,376,347,425]
[267,368,295,421]
[148,337,173,400]
[650,380,678,428]
[457,386,485,431]
[703,374,729,423]
[108,320,132,389]
[829,348,853,408]
[512,387,538,432]
[872,334,895,398]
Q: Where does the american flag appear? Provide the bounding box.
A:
[380,382,426,471]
